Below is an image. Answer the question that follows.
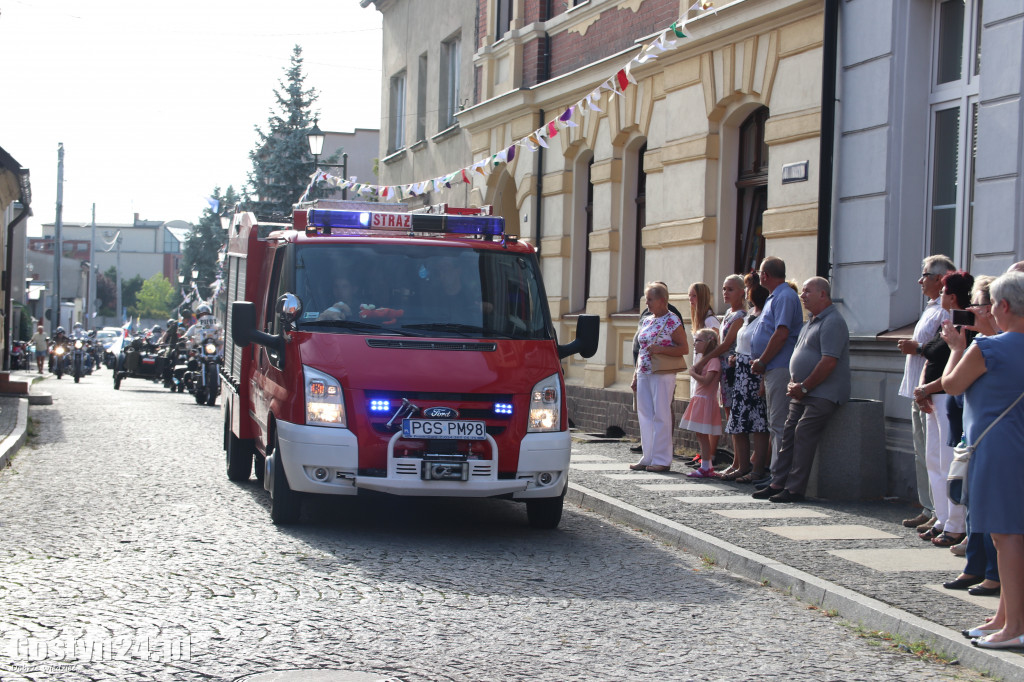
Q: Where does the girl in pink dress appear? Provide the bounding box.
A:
[682,328,723,478]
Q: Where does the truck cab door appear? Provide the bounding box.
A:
[252,247,288,445]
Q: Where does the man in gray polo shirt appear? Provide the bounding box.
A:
[753,277,850,503]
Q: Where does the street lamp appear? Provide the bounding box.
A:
[306,118,349,200]
[177,274,184,285]
[307,118,325,168]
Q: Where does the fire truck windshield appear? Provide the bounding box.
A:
[294,243,554,340]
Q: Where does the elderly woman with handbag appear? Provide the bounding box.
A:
[940,271,1024,649]
[631,282,688,472]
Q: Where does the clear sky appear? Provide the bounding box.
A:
[0,0,383,234]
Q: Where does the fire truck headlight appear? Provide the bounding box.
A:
[303,365,346,428]
[528,373,561,433]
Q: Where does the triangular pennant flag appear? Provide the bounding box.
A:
[381,186,390,198]
[535,131,550,148]
[586,93,603,112]
[671,21,686,38]
[461,168,471,184]
[616,69,630,92]
[547,120,559,138]
[506,144,516,163]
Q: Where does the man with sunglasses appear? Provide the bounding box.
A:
[896,254,955,531]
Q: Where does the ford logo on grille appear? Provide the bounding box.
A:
[422,406,459,419]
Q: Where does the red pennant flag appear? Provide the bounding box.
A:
[616,69,629,91]
[461,169,470,184]
[547,120,558,138]
[381,186,390,198]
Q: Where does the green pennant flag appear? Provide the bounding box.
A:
[671,21,686,38]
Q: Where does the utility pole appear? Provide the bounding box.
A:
[52,143,64,337]
[114,232,122,324]
[88,203,96,329]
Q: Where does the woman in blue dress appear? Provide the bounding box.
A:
[941,271,1024,649]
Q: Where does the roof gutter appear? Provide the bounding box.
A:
[817,0,839,279]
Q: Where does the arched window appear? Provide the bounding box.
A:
[735,107,769,273]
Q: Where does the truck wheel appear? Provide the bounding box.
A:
[225,417,252,482]
[526,488,565,529]
[269,437,301,525]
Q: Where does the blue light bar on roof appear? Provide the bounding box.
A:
[306,209,504,237]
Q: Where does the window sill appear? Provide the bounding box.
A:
[382,148,407,165]
[431,123,460,143]
[410,139,428,152]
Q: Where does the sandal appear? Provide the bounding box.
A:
[721,469,752,482]
[918,527,942,541]
[932,532,966,548]
[734,471,762,484]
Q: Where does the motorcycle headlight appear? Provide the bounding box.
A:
[204,342,217,355]
[74,340,83,349]
[54,347,65,355]
[528,373,561,433]
[303,365,346,428]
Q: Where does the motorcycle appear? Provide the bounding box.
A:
[113,336,164,390]
[9,341,28,370]
[188,340,221,406]
[71,337,89,383]
[51,342,68,380]
[164,340,189,393]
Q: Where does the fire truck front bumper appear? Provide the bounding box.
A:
[274,421,569,499]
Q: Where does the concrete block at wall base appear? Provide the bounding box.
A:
[806,398,887,501]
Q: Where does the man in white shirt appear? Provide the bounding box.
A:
[896,254,955,530]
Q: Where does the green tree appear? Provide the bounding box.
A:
[102,267,143,319]
[122,274,144,316]
[183,186,237,302]
[247,45,319,218]
[132,274,175,319]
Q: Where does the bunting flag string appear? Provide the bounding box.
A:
[296,4,712,205]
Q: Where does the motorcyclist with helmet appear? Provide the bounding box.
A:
[49,326,69,374]
[183,304,222,350]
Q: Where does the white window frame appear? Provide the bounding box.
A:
[388,71,407,153]
[440,34,461,130]
[925,0,981,266]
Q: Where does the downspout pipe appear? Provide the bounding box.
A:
[817,0,839,279]
[4,172,31,372]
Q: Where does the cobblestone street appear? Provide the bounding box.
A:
[0,373,987,681]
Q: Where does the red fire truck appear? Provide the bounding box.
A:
[219,202,598,528]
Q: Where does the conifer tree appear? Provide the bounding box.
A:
[247,45,319,217]
[182,186,238,303]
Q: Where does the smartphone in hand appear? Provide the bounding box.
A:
[951,309,975,327]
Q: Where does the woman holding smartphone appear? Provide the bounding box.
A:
[913,270,974,548]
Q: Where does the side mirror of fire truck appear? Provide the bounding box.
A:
[231,301,285,354]
[556,314,599,360]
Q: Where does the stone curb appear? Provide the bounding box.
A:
[0,397,29,471]
[567,482,1024,682]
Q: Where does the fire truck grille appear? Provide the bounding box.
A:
[366,339,497,352]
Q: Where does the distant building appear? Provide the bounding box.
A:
[34,212,191,282]
[320,128,380,191]
[30,213,192,326]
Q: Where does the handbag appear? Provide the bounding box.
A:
[948,389,1024,506]
[650,351,687,374]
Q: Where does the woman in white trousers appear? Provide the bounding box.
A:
[631,282,688,472]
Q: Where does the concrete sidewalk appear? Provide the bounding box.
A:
[0,370,43,471]
[565,434,1024,681]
